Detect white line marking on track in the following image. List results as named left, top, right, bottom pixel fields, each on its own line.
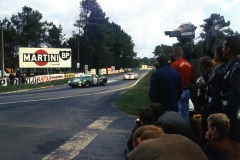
left=42, top=116, right=117, bottom=160
left=107, top=80, right=117, bottom=83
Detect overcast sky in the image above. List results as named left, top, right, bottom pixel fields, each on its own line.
left=0, top=0, right=240, bottom=58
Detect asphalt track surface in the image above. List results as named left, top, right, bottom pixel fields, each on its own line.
left=0, top=70, right=149, bottom=160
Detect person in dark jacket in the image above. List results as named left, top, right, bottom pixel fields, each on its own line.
left=221, top=36, right=240, bottom=142
left=126, top=102, right=198, bottom=157
left=9, top=72, right=15, bottom=84
left=206, top=46, right=228, bottom=115
left=151, top=103, right=198, bottom=143
left=149, top=54, right=183, bottom=112
left=197, top=56, right=215, bottom=146
left=190, top=46, right=200, bottom=59
left=205, top=18, right=217, bottom=59
left=126, top=108, right=154, bottom=152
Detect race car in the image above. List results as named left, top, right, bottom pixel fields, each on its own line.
left=123, top=72, right=138, bottom=80
left=68, top=74, right=107, bottom=88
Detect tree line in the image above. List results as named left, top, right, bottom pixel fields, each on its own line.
left=1, top=1, right=240, bottom=74
left=0, top=0, right=146, bottom=73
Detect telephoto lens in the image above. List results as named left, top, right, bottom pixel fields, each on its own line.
left=135, top=118, right=141, bottom=126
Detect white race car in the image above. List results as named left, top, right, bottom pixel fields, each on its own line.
left=123, top=72, right=138, bottom=80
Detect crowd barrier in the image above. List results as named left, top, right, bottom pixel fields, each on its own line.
left=1, top=68, right=138, bottom=87
left=0, top=78, right=7, bottom=86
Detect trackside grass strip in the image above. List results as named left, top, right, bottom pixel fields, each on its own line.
left=115, top=71, right=152, bottom=116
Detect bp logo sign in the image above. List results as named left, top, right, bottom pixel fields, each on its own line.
left=19, top=48, right=71, bottom=68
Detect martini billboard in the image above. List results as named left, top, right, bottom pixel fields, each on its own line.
left=19, top=47, right=72, bottom=68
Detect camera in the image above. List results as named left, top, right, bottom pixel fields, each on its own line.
left=135, top=118, right=141, bottom=126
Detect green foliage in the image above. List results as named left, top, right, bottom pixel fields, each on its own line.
left=72, top=0, right=136, bottom=70
left=194, top=13, right=240, bottom=57
left=11, top=6, right=45, bottom=47
left=48, top=24, right=64, bottom=48
left=152, top=45, right=163, bottom=57
left=152, top=44, right=173, bottom=59
left=0, top=6, right=65, bottom=70
left=116, top=71, right=152, bottom=115
left=201, top=13, right=230, bottom=30
left=194, top=40, right=205, bottom=57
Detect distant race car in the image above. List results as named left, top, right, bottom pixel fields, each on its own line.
left=68, top=74, right=107, bottom=88
left=123, top=72, right=138, bottom=80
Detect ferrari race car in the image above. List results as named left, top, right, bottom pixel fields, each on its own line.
left=68, top=74, right=107, bottom=88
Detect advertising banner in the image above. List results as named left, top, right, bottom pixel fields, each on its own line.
left=19, top=47, right=71, bottom=68
left=34, top=74, right=65, bottom=83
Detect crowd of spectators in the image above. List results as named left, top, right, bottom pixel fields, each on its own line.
left=125, top=35, right=240, bottom=160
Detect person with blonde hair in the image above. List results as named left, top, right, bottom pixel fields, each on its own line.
left=204, top=113, right=240, bottom=160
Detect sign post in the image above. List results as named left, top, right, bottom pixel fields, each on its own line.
left=1, top=29, right=4, bottom=78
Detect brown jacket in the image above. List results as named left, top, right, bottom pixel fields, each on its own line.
left=127, top=134, right=208, bottom=160
left=204, top=136, right=240, bottom=160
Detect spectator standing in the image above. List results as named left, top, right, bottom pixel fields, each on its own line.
left=149, top=54, right=183, bottom=112
left=206, top=46, right=228, bottom=115
left=190, top=46, right=200, bottom=59
left=205, top=18, right=217, bottom=59
left=126, top=125, right=208, bottom=160
left=197, top=56, right=215, bottom=109
left=16, top=68, right=21, bottom=77
left=204, top=113, right=240, bottom=160
left=182, top=44, right=192, bottom=61
left=16, top=68, right=22, bottom=84
left=9, top=72, right=15, bottom=84
left=197, top=56, right=215, bottom=146
left=171, top=46, right=195, bottom=125
left=221, top=36, right=240, bottom=142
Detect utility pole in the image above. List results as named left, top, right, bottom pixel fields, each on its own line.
left=1, top=28, right=4, bottom=78
left=77, top=42, right=80, bottom=72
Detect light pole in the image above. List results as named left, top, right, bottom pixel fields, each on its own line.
left=1, top=28, right=4, bottom=78
left=77, top=41, right=80, bottom=72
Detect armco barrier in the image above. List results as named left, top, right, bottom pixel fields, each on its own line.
left=0, top=78, right=7, bottom=86
left=25, top=77, right=38, bottom=84
left=14, top=78, right=19, bottom=85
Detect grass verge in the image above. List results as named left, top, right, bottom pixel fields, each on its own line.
left=0, top=79, right=69, bottom=93
left=0, top=72, right=153, bottom=116
left=115, top=71, right=152, bottom=116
